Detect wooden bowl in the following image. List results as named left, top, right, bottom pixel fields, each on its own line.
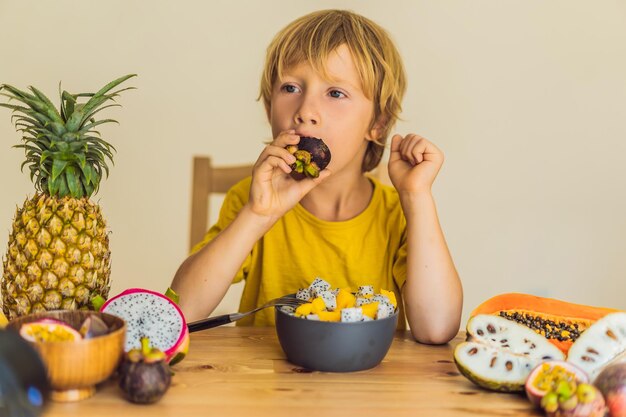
left=7, top=310, right=125, bottom=402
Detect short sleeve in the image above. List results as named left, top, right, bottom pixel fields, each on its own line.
left=189, top=177, right=252, bottom=284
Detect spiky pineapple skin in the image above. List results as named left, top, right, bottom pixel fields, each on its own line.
left=2, top=193, right=110, bottom=319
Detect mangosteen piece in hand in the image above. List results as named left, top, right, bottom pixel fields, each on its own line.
left=286, top=136, right=331, bottom=180
left=118, top=337, right=171, bottom=404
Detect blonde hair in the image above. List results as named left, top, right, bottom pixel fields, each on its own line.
left=259, top=9, right=407, bottom=172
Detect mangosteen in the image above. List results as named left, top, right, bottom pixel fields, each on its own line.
left=594, top=362, right=626, bottom=417
left=118, top=337, right=171, bottom=404
left=286, top=136, right=331, bottom=180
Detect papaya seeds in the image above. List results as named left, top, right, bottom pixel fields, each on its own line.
left=471, top=293, right=620, bottom=354
left=286, top=136, right=331, bottom=180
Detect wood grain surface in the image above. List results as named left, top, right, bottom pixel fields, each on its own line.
left=43, top=327, right=541, bottom=417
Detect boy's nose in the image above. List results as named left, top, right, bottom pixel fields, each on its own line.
left=294, top=99, right=320, bottom=126
left=295, top=113, right=318, bottom=125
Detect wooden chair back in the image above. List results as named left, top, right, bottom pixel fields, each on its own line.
left=189, top=156, right=390, bottom=250
left=189, top=156, right=252, bottom=250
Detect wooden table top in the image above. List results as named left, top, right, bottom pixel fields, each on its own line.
left=44, top=327, right=540, bottom=417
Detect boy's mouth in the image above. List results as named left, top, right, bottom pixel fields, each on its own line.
left=294, top=131, right=317, bottom=138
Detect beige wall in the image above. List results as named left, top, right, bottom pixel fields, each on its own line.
left=1, top=1, right=625, bottom=325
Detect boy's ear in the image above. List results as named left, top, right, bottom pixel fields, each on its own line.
left=365, top=116, right=387, bottom=142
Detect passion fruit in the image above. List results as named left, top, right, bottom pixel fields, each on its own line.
left=286, top=136, right=331, bottom=180
left=19, top=319, right=82, bottom=343
left=526, top=360, right=607, bottom=417
left=526, top=360, right=589, bottom=407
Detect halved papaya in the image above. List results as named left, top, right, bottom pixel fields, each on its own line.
left=471, top=293, right=621, bottom=355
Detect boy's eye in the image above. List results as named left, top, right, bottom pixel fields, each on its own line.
left=329, top=89, right=346, bottom=99
left=281, top=84, right=300, bottom=93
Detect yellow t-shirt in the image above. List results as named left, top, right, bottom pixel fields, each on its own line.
left=192, top=176, right=408, bottom=328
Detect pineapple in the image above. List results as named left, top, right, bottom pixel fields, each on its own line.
left=0, top=74, right=136, bottom=319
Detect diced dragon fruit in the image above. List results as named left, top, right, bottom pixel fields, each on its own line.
left=341, top=307, right=363, bottom=323
left=357, top=285, right=374, bottom=297
left=372, top=294, right=390, bottom=305
left=317, top=290, right=337, bottom=311
left=377, top=302, right=395, bottom=319
left=356, top=296, right=375, bottom=307
left=308, top=277, right=331, bottom=297
left=280, top=305, right=296, bottom=315
left=296, top=288, right=312, bottom=301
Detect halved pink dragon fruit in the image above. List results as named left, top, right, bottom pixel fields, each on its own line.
left=101, top=288, right=189, bottom=365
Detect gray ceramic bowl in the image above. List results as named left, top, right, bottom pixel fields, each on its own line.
left=275, top=305, right=398, bottom=372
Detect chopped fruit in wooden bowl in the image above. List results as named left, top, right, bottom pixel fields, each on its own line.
left=7, top=310, right=125, bottom=402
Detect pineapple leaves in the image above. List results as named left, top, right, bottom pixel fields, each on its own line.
left=0, top=102, right=53, bottom=126
left=65, top=74, right=136, bottom=132
left=79, top=161, right=93, bottom=184
left=0, top=102, right=52, bottom=125
left=79, top=103, right=122, bottom=129
left=79, top=118, right=119, bottom=134
left=57, top=174, right=70, bottom=196
left=85, top=135, right=117, bottom=153
left=65, top=166, right=81, bottom=197
left=1, top=74, right=135, bottom=198
left=77, top=153, right=87, bottom=169
left=12, top=115, right=43, bottom=129
left=51, top=159, right=69, bottom=182
left=60, top=89, right=76, bottom=122
left=92, top=74, right=137, bottom=100
left=48, top=175, right=60, bottom=195
left=29, top=86, right=63, bottom=123
left=1, top=84, right=63, bottom=124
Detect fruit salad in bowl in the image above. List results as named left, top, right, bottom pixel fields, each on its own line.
left=275, top=278, right=399, bottom=372
left=7, top=310, right=125, bottom=402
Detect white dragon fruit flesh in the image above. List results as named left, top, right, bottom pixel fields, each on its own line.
left=357, top=285, right=374, bottom=297
left=341, top=307, right=363, bottom=323
left=356, top=297, right=374, bottom=307
left=296, top=288, right=312, bottom=302
left=101, top=288, right=189, bottom=365
left=377, top=302, right=395, bottom=320
left=309, top=277, right=331, bottom=297
left=372, top=294, right=390, bottom=304
left=318, top=290, right=337, bottom=311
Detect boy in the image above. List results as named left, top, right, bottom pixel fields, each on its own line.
left=172, top=9, right=462, bottom=344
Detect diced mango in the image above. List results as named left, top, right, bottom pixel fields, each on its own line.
left=361, top=302, right=380, bottom=319
left=317, top=310, right=341, bottom=322
left=380, top=289, right=397, bottom=308
left=311, top=297, right=326, bottom=314
left=295, top=303, right=313, bottom=317
left=336, top=288, right=356, bottom=310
